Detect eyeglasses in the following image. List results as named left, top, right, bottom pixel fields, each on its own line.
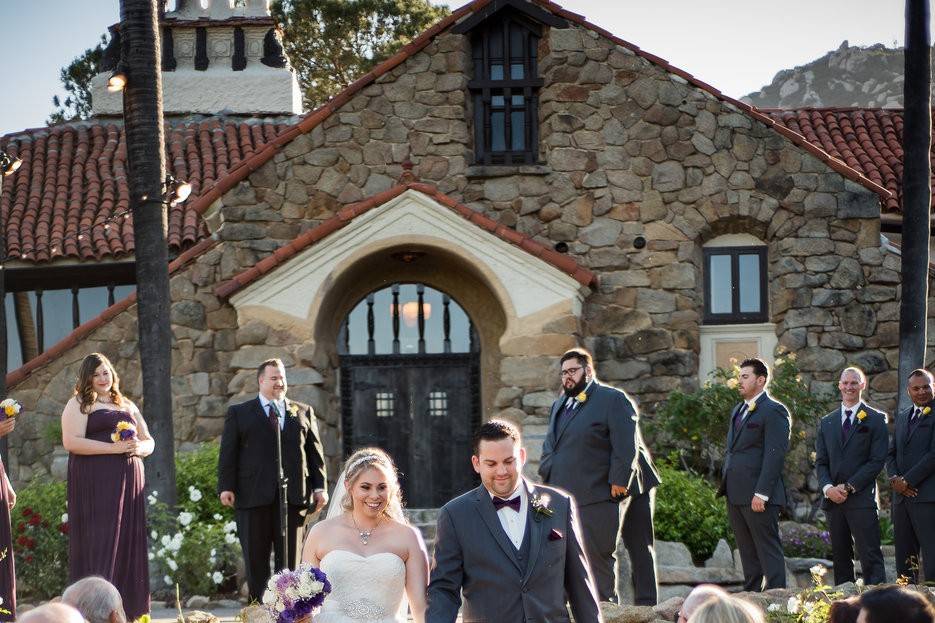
left=560, top=366, right=583, bottom=378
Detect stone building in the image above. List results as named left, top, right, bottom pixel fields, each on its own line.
left=0, top=0, right=924, bottom=503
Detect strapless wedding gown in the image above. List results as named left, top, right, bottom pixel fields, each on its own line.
left=314, top=550, right=407, bottom=623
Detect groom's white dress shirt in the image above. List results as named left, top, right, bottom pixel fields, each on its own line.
left=258, top=394, right=286, bottom=430
left=490, top=482, right=528, bottom=549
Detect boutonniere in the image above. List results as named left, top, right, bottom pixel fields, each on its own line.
left=746, top=402, right=757, bottom=414
left=923, top=407, right=932, bottom=417
left=575, top=391, right=587, bottom=404
left=857, top=410, right=867, bottom=422
left=530, top=494, right=554, bottom=522
left=287, top=403, right=300, bottom=418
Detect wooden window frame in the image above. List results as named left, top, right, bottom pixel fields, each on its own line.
left=703, top=246, right=769, bottom=325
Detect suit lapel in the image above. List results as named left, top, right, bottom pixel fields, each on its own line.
left=555, top=382, right=597, bottom=445
left=727, top=402, right=743, bottom=448
left=521, top=481, right=547, bottom=585
left=474, top=486, right=522, bottom=573
left=253, top=398, right=275, bottom=440
left=547, top=397, right=564, bottom=438
left=732, top=393, right=766, bottom=447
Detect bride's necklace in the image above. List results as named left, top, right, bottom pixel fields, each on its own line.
left=351, top=513, right=382, bottom=546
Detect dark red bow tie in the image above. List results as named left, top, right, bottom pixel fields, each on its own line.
left=493, top=496, right=521, bottom=512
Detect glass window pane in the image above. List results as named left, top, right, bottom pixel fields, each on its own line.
left=491, top=112, right=505, bottom=151
left=488, top=29, right=502, bottom=58
left=491, top=95, right=504, bottom=107
left=421, top=289, right=444, bottom=354
left=489, top=64, right=504, bottom=80
left=511, top=95, right=524, bottom=107
left=509, top=26, right=523, bottom=60
left=708, top=255, right=733, bottom=314
left=112, top=284, right=135, bottom=301
left=41, top=290, right=72, bottom=350
left=510, top=63, right=524, bottom=79
left=347, top=302, right=367, bottom=355
left=372, top=287, right=393, bottom=355
left=448, top=304, right=471, bottom=353
left=511, top=111, right=525, bottom=150
left=738, top=254, right=762, bottom=314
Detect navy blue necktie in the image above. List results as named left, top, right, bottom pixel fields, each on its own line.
left=842, top=410, right=853, bottom=441
left=733, top=404, right=748, bottom=432
left=493, top=496, right=520, bottom=512
left=909, top=408, right=922, bottom=434
left=557, top=399, right=575, bottom=429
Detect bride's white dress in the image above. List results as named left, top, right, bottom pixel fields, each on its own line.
left=314, top=550, right=407, bottom=623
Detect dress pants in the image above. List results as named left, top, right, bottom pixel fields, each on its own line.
left=578, top=488, right=658, bottom=605
left=236, top=498, right=306, bottom=601
left=892, top=500, right=935, bottom=583
left=727, top=503, right=786, bottom=591
left=826, top=505, right=885, bottom=585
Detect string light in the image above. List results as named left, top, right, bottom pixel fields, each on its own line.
left=1, top=150, right=22, bottom=177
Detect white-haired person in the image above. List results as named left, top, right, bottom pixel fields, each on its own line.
left=301, top=448, right=428, bottom=623
left=18, top=603, right=85, bottom=623
left=62, top=576, right=127, bottom=623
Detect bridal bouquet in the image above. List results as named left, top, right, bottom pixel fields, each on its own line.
left=0, top=398, right=21, bottom=420
left=111, top=420, right=136, bottom=442
left=262, top=563, right=331, bottom=623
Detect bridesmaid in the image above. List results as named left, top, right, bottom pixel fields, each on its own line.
left=61, top=353, right=153, bottom=621
left=0, top=415, right=16, bottom=621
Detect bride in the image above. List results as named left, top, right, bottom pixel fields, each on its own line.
left=302, top=448, right=428, bottom=623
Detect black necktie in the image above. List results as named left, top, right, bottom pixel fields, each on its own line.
left=557, top=399, right=575, bottom=429
left=268, top=402, right=281, bottom=431
left=733, top=403, right=748, bottom=432
left=492, top=496, right=521, bottom=512
left=909, top=407, right=922, bottom=434
left=842, top=409, right=853, bottom=440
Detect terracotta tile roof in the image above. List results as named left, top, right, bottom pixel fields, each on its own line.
left=0, top=117, right=290, bottom=264
left=180, top=0, right=890, bottom=222
left=214, top=182, right=597, bottom=299
left=5, top=237, right=218, bottom=389
left=764, top=108, right=927, bottom=217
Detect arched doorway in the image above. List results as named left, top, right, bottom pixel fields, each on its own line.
left=338, top=283, right=481, bottom=507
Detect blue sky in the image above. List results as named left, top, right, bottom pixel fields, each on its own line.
left=0, top=0, right=914, bottom=136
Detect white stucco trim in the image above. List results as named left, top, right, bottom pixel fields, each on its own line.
left=704, top=233, right=766, bottom=247
left=229, top=189, right=586, bottom=335
left=698, top=322, right=778, bottom=382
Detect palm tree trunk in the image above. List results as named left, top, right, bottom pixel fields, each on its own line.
left=120, top=0, right=177, bottom=506
left=12, top=293, right=37, bottom=363
left=897, top=0, right=932, bottom=414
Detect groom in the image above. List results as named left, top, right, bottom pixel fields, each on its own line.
left=427, top=419, right=601, bottom=623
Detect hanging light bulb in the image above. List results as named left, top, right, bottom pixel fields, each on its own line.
left=0, top=151, right=22, bottom=176
left=107, top=62, right=129, bottom=92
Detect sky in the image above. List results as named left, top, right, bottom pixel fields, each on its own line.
left=0, top=0, right=917, bottom=136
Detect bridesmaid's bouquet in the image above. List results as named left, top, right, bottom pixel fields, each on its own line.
left=0, top=398, right=21, bottom=420
left=262, top=563, right=331, bottom=623
left=110, top=421, right=137, bottom=442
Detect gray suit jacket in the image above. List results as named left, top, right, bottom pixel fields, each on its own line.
left=426, top=479, right=602, bottom=623
left=815, top=403, right=888, bottom=510
left=538, top=381, right=660, bottom=507
left=887, top=400, right=935, bottom=503
left=718, top=393, right=791, bottom=506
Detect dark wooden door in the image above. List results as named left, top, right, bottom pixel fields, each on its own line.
left=340, top=353, right=480, bottom=507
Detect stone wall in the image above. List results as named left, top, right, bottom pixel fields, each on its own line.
left=6, top=20, right=917, bottom=486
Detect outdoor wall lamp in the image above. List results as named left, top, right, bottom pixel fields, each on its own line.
left=107, top=62, right=129, bottom=92
left=0, top=151, right=22, bottom=176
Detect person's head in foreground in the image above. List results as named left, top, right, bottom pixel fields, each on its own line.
left=828, top=596, right=861, bottom=623
left=18, top=603, right=86, bottom=623
left=472, top=419, right=525, bottom=498
left=857, top=586, right=935, bottom=623
left=687, top=595, right=765, bottom=623
left=62, top=575, right=128, bottom=623
left=676, top=584, right=729, bottom=623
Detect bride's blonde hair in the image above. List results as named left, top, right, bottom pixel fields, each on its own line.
left=340, top=448, right=406, bottom=522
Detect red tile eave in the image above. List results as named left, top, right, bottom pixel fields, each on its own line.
left=214, top=183, right=597, bottom=301
left=5, top=238, right=219, bottom=389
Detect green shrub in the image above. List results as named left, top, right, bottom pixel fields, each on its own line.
left=651, top=354, right=837, bottom=481
left=13, top=480, right=68, bottom=600
left=654, top=462, right=732, bottom=562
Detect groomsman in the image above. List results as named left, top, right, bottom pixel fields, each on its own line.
left=217, top=359, right=328, bottom=602
left=539, top=348, right=661, bottom=605
left=887, top=368, right=935, bottom=582
left=718, top=358, right=790, bottom=591
left=815, top=367, right=887, bottom=585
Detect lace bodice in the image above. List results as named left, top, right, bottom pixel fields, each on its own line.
left=314, top=550, right=407, bottom=623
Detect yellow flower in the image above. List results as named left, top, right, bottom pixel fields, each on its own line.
left=798, top=430, right=807, bottom=439
left=923, top=407, right=932, bottom=416
left=576, top=392, right=587, bottom=404
left=857, top=410, right=867, bottom=421
left=3, top=407, right=13, bottom=416
left=0, top=398, right=21, bottom=419
left=111, top=420, right=137, bottom=443
left=746, top=402, right=757, bottom=413
left=288, top=403, right=300, bottom=417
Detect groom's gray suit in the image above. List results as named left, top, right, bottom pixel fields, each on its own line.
left=426, top=478, right=602, bottom=623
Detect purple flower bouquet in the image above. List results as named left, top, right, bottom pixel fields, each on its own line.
left=262, top=564, right=331, bottom=623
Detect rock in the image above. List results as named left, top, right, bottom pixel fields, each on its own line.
left=842, top=303, right=877, bottom=337
left=829, top=258, right=863, bottom=289
left=185, top=596, right=211, bottom=609
left=704, top=539, right=735, bottom=569
left=171, top=300, right=207, bottom=330
left=217, top=599, right=243, bottom=609
left=653, top=596, right=684, bottom=622
left=229, top=346, right=295, bottom=370
left=600, top=602, right=658, bottom=623
left=579, top=218, right=624, bottom=247
left=656, top=541, right=693, bottom=567
left=239, top=605, right=268, bottom=623
left=624, top=329, right=673, bottom=354
left=651, top=162, right=685, bottom=192
left=182, top=611, right=220, bottom=623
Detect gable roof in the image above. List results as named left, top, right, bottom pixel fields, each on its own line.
left=214, top=181, right=597, bottom=300
left=0, top=117, right=290, bottom=264
left=764, top=107, right=931, bottom=219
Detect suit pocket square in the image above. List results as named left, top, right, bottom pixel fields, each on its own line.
left=858, top=428, right=870, bottom=434
left=745, top=423, right=760, bottom=429
left=548, top=528, right=563, bottom=541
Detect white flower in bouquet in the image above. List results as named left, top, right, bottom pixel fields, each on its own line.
left=262, top=591, right=277, bottom=606
left=309, top=581, right=323, bottom=594
left=178, top=512, right=193, bottom=527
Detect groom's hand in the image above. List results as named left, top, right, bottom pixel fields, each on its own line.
left=312, top=489, right=328, bottom=512
left=610, top=484, right=628, bottom=499
left=219, top=491, right=235, bottom=507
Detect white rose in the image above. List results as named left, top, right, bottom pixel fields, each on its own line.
left=225, top=532, right=237, bottom=544
left=148, top=552, right=154, bottom=561
left=160, top=535, right=171, bottom=547
left=167, top=559, right=178, bottom=571
left=787, top=596, right=800, bottom=614
left=151, top=530, right=158, bottom=540
left=210, top=548, right=217, bottom=557
left=309, top=580, right=323, bottom=594
left=223, top=520, right=237, bottom=533
left=212, top=571, right=223, bottom=584
left=189, top=488, right=203, bottom=502
left=213, top=514, right=222, bottom=521
left=178, top=512, right=193, bottom=527
left=164, top=575, right=173, bottom=586
left=262, top=591, right=277, bottom=606
left=61, top=513, right=68, bottom=523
